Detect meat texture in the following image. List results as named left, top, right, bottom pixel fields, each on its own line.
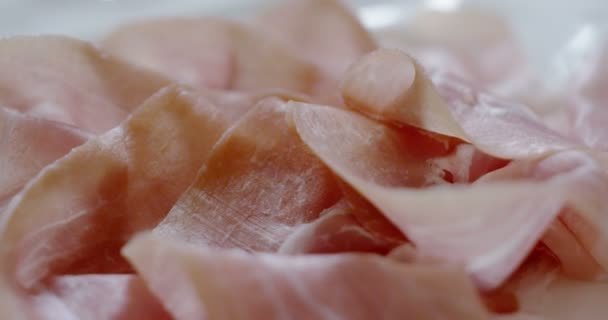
left=104, top=18, right=318, bottom=94
left=0, top=86, right=233, bottom=288
left=155, top=98, right=341, bottom=251
left=291, top=102, right=608, bottom=289
left=0, top=108, right=90, bottom=212
left=123, top=232, right=491, bottom=320
left=0, top=36, right=169, bottom=133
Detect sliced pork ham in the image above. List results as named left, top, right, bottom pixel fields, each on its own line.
left=0, top=86, right=235, bottom=288
left=279, top=198, right=405, bottom=254
left=103, top=17, right=319, bottom=94
left=478, top=151, right=608, bottom=280
left=255, top=0, right=376, bottom=102
left=30, top=275, right=171, bottom=320
left=291, top=102, right=608, bottom=289
left=377, top=9, right=539, bottom=100
left=341, top=48, right=582, bottom=159
left=499, top=247, right=608, bottom=320
left=0, top=108, right=90, bottom=212
left=0, top=36, right=169, bottom=133
left=154, top=98, right=341, bottom=251
left=123, top=232, right=491, bottom=320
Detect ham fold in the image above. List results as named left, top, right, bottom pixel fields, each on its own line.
left=123, top=232, right=491, bottom=320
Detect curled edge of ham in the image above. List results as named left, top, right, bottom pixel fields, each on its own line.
left=340, top=48, right=588, bottom=160
left=289, top=101, right=607, bottom=290
left=122, top=232, right=491, bottom=320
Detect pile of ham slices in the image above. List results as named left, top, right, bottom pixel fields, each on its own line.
left=2, top=0, right=608, bottom=319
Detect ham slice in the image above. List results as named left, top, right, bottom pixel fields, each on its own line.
left=341, top=49, right=581, bottom=159
left=377, top=9, right=538, bottom=100
left=291, top=102, right=607, bottom=289
left=0, top=86, right=233, bottom=288
left=154, top=98, right=341, bottom=251
left=255, top=0, right=376, bottom=102
left=501, top=248, right=608, bottom=320
left=103, top=17, right=318, bottom=94
left=478, top=151, right=608, bottom=280
left=123, top=232, right=491, bottom=320
left=279, top=198, right=405, bottom=254
left=0, top=108, right=90, bottom=212
left=0, top=36, right=169, bottom=133
left=30, top=275, right=171, bottom=320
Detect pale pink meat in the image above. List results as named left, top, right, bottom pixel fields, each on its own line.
left=502, top=248, right=608, bottom=320
left=256, top=0, right=376, bottom=103
left=378, top=9, right=539, bottom=101
left=30, top=275, right=171, bottom=320
left=341, top=49, right=581, bottom=159
left=0, top=86, right=233, bottom=288
left=291, top=102, right=608, bottom=289
left=123, top=232, right=491, bottom=320
left=0, top=108, right=90, bottom=211
left=104, top=17, right=319, bottom=94
left=279, top=198, right=405, bottom=254
left=0, top=36, right=170, bottom=133
left=478, top=151, right=608, bottom=280
left=154, top=98, right=341, bottom=251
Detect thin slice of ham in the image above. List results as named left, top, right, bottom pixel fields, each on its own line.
left=103, top=17, right=319, bottom=94
left=291, top=102, right=607, bottom=289
left=279, top=198, right=405, bottom=254
left=0, top=36, right=170, bottom=133
left=123, top=232, right=491, bottom=320
left=341, top=48, right=581, bottom=159
left=502, top=247, right=608, bottom=320
left=0, top=86, right=233, bottom=289
left=154, top=98, right=341, bottom=252
left=30, top=275, right=171, bottom=320
left=377, top=9, right=538, bottom=101
left=0, top=108, right=90, bottom=211
left=256, top=0, right=376, bottom=78
left=478, top=151, right=608, bottom=280
left=255, top=0, right=376, bottom=103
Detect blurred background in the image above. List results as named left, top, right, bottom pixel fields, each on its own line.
left=1, top=0, right=607, bottom=74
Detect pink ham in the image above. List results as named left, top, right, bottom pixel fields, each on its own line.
left=0, top=86, right=234, bottom=288
left=154, top=98, right=341, bottom=251
left=30, top=275, right=171, bottom=320
left=0, top=36, right=169, bottom=133
left=123, top=232, right=491, bottom=320
left=501, top=248, right=608, bottom=320
left=103, top=17, right=319, bottom=94
left=0, top=108, right=90, bottom=211
left=255, top=0, right=376, bottom=102
left=478, top=151, right=608, bottom=280
left=377, top=8, right=539, bottom=101
left=279, top=198, right=405, bottom=254
left=290, top=102, right=608, bottom=289
left=341, top=49, right=581, bottom=159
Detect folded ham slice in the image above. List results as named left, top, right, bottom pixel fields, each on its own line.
left=123, top=232, right=491, bottom=320
left=377, top=9, right=538, bottom=100
left=501, top=247, right=608, bottom=320
left=0, top=108, right=90, bottom=212
left=478, top=151, right=608, bottom=280
left=341, top=49, right=581, bottom=159
left=0, top=86, right=233, bottom=288
left=255, top=0, right=376, bottom=102
left=103, top=17, right=318, bottom=94
left=30, top=275, right=171, bottom=320
left=154, top=98, right=341, bottom=251
left=291, top=102, right=607, bottom=289
left=279, top=198, right=405, bottom=254
left=0, top=36, right=169, bottom=133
